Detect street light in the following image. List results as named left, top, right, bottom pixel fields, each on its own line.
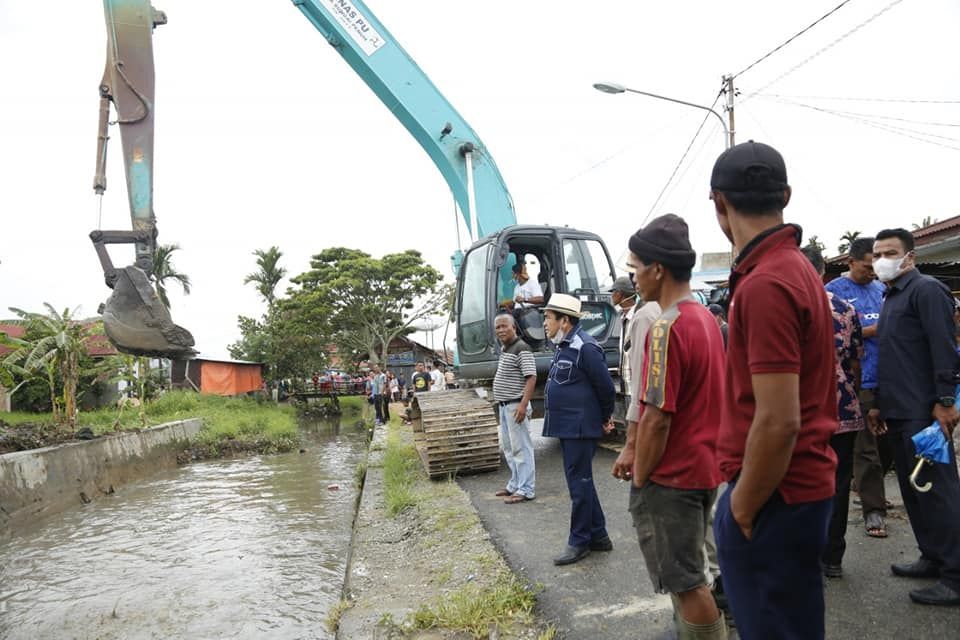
left=593, top=81, right=731, bottom=148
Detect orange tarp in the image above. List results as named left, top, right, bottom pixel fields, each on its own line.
left=200, top=361, right=263, bottom=396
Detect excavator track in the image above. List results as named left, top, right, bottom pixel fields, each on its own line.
left=409, top=389, right=500, bottom=479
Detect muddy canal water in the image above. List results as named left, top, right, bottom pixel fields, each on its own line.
left=0, top=418, right=369, bottom=639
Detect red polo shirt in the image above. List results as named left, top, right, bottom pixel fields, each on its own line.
left=717, top=224, right=838, bottom=504
left=641, top=299, right=725, bottom=490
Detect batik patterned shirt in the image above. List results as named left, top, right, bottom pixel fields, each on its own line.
left=829, top=292, right=864, bottom=433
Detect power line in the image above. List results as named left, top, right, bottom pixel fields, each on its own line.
left=741, top=0, right=906, bottom=103
left=808, top=108, right=960, bottom=129
left=733, top=0, right=855, bottom=79
left=770, top=98, right=960, bottom=151
left=644, top=87, right=725, bottom=224
left=755, top=93, right=960, bottom=105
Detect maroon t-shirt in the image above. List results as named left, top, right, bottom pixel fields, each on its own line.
left=717, top=225, right=838, bottom=504
left=640, top=299, right=725, bottom=490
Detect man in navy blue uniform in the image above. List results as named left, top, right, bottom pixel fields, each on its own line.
left=542, top=293, right=617, bottom=565
left=872, top=228, right=960, bottom=606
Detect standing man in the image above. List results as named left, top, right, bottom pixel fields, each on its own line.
left=709, top=141, right=838, bottom=639
left=411, top=362, right=431, bottom=395
left=609, top=276, right=638, bottom=397
left=803, top=246, right=865, bottom=579
left=707, top=304, right=728, bottom=348
left=611, top=214, right=728, bottom=639
left=371, top=364, right=385, bottom=425
left=872, top=228, right=960, bottom=606
left=542, top=293, right=616, bottom=565
left=825, top=236, right=892, bottom=538
left=493, top=312, right=537, bottom=504
left=429, top=364, right=445, bottom=391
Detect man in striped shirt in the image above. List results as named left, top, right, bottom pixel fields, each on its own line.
left=493, top=312, right=537, bottom=503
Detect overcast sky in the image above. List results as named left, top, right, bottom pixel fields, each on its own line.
left=2, top=0, right=958, bottom=358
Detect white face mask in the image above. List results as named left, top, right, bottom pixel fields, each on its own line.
left=549, top=329, right=566, bottom=345
left=874, top=256, right=906, bottom=282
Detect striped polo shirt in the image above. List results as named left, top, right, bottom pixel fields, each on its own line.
left=493, top=337, right=536, bottom=402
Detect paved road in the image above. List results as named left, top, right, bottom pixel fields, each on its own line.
left=458, top=420, right=960, bottom=639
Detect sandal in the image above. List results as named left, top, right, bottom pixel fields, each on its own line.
left=865, top=511, right=888, bottom=538
left=494, top=488, right=513, bottom=497
left=504, top=494, right=534, bottom=504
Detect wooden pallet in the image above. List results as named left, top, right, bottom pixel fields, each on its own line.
left=410, top=389, right=501, bottom=479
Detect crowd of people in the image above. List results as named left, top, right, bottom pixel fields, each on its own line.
left=490, top=140, right=960, bottom=639
left=359, top=361, right=455, bottom=426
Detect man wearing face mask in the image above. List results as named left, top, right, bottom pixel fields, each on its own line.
left=542, top=293, right=616, bottom=565
left=871, top=227, right=960, bottom=606
left=825, top=236, right=893, bottom=539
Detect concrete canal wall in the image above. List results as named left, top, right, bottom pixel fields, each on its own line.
left=0, top=419, right=202, bottom=534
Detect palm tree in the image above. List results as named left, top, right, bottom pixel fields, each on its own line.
left=3, top=305, right=90, bottom=428
left=837, top=230, right=861, bottom=255
left=244, top=246, right=287, bottom=307
left=151, top=243, right=192, bottom=309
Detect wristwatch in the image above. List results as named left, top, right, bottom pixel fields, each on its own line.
left=938, top=396, right=955, bottom=408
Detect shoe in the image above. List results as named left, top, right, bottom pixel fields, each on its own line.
left=589, top=535, right=613, bottom=552
left=553, top=545, right=590, bottom=566
left=494, top=488, right=513, bottom=497
left=892, top=558, right=940, bottom=579
left=909, top=582, right=960, bottom=606
left=503, top=494, right=534, bottom=504
left=822, top=563, right=843, bottom=579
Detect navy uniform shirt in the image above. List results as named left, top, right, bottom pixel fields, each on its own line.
left=876, top=268, right=959, bottom=420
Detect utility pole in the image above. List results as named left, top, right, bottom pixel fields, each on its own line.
left=723, top=74, right=736, bottom=148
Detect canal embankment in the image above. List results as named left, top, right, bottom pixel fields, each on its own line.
left=0, top=418, right=201, bottom=534
left=336, top=414, right=552, bottom=639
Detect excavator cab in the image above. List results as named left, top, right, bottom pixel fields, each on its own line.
left=455, top=225, right=621, bottom=394
left=90, top=1, right=196, bottom=359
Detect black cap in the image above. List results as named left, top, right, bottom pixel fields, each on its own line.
left=608, top=276, right=634, bottom=295
left=628, top=214, right=696, bottom=270
left=710, top=140, right=788, bottom=193
left=707, top=303, right=724, bottom=317
left=511, top=261, right=524, bottom=274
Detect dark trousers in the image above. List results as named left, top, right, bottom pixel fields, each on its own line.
left=373, top=394, right=384, bottom=422
left=715, top=484, right=831, bottom=640
left=853, top=389, right=895, bottom=515
left=823, top=431, right=857, bottom=566
left=559, top=438, right=607, bottom=547
left=378, top=395, right=391, bottom=422
left=888, top=419, right=960, bottom=591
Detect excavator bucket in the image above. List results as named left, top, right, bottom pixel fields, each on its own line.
left=101, top=266, right=197, bottom=358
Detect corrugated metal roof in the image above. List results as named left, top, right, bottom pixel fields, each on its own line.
left=914, top=215, right=960, bottom=242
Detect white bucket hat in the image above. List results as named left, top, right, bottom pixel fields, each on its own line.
left=543, top=293, right=583, bottom=318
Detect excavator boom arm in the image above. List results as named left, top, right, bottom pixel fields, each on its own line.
left=292, top=0, right=516, bottom=238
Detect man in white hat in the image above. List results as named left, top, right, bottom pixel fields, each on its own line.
left=542, top=293, right=617, bottom=565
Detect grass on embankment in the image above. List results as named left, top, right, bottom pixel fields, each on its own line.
left=370, top=414, right=545, bottom=638
left=1, top=390, right=301, bottom=460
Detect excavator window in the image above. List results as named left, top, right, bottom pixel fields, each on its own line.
left=458, top=245, right=493, bottom=355
left=562, top=239, right=615, bottom=294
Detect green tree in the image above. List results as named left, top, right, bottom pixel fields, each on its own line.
left=837, top=230, right=862, bottom=255
left=244, top=246, right=287, bottom=307
left=228, top=309, right=328, bottom=385
left=804, top=235, right=827, bottom=254
left=289, top=248, right=448, bottom=366
left=152, top=243, right=192, bottom=309
left=2, top=305, right=91, bottom=428
left=912, top=216, right=938, bottom=230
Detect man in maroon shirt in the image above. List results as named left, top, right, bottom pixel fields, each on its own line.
left=709, top=141, right=838, bottom=640
left=611, top=214, right=728, bottom=639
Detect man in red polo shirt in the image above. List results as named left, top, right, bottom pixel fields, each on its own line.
left=612, top=214, right=728, bottom=638
left=709, top=141, right=838, bottom=640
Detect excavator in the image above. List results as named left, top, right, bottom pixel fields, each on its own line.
left=92, top=0, right=624, bottom=474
